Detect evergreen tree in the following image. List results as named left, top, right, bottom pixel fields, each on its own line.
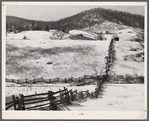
left=46, top=25, right=49, bottom=31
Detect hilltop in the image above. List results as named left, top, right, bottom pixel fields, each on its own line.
left=6, top=7, right=144, bottom=32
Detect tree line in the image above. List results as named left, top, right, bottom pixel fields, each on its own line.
left=6, top=7, right=144, bottom=32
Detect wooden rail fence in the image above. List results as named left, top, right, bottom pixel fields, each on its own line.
left=6, top=81, right=104, bottom=111
left=6, top=74, right=105, bottom=84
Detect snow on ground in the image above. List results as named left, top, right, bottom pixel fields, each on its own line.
left=6, top=31, right=110, bottom=49
left=6, top=31, right=110, bottom=79
left=6, top=83, right=144, bottom=111
left=114, top=41, right=144, bottom=76
left=5, top=31, right=145, bottom=111
left=89, top=21, right=124, bottom=33
left=7, top=31, right=53, bottom=40
left=6, top=83, right=96, bottom=97
left=6, top=37, right=110, bottom=49
left=67, top=84, right=144, bottom=111
left=117, top=27, right=143, bottom=42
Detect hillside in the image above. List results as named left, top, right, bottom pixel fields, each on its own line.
left=6, top=16, right=53, bottom=31
left=52, top=7, right=144, bottom=30
left=6, top=7, right=144, bottom=32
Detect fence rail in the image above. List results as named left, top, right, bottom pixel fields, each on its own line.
left=6, top=74, right=105, bottom=84
left=6, top=80, right=104, bottom=111
left=6, top=74, right=142, bottom=85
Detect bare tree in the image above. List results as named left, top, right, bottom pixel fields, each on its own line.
left=84, top=58, right=104, bottom=76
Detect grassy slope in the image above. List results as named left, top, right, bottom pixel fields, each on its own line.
left=114, top=41, right=144, bottom=76
left=6, top=29, right=144, bottom=79
left=6, top=31, right=110, bottom=79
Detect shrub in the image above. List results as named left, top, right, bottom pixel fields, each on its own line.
left=130, top=48, right=137, bottom=51
left=127, top=31, right=132, bottom=33
left=125, top=74, right=134, bottom=83
left=105, top=31, right=110, bottom=34
left=23, top=35, right=27, bottom=39
left=96, top=34, right=104, bottom=40
left=137, top=76, right=144, bottom=83
left=123, top=56, right=127, bottom=61
left=114, top=37, right=119, bottom=41
left=47, top=61, right=53, bottom=64
left=112, top=34, right=119, bottom=41
left=77, top=33, right=83, bottom=36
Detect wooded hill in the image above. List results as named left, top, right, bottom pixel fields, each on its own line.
left=6, top=7, right=144, bottom=31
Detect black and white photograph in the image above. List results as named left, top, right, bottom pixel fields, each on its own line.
left=2, top=2, right=147, bottom=119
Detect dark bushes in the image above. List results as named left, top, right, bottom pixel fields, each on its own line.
left=114, top=74, right=144, bottom=84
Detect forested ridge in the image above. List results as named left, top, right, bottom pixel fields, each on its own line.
left=6, top=7, right=144, bottom=31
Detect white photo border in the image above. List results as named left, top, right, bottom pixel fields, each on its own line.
left=2, top=2, right=147, bottom=119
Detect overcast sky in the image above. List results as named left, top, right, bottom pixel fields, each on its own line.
left=6, top=5, right=145, bottom=21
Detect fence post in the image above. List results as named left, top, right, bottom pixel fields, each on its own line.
left=48, top=91, right=52, bottom=109
left=80, top=91, right=84, bottom=99
left=90, top=92, right=94, bottom=99
left=12, top=79, right=14, bottom=82
left=90, top=75, right=93, bottom=78
left=61, top=89, right=64, bottom=103
left=74, top=90, right=77, bottom=101
left=65, top=78, right=67, bottom=83
left=41, top=77, right=43, bottom=82
left=99, top=83, right=102, bottom=91
left=97, top=75, right=99, bottom=80
left=94, top=87, right=99, bottom=98
left=65, top=88, right=71, bottom=105
left=84, top=75, right=86, bottom=79
left=64, top=87, right=67, bottom=103
left=59, top=89, right=62, bottom=104
left=71, top=77, right=73, bottom=82
left=86, top=90, right=90, bottom=97
left=20, top=94, right=25, bottom=110
left=49, top=79, right=51, bottom=83
left=70, top=90, right=74, bottom=101
left=17, top=79, right=19, bottom=84
left=12, top=95, right=16, bottom=110
left=48, top=91, right=57, bottom=110
left=57, top=77, right=59, bottom=82
left=78, top=77, right=81, bottom=83
left=25, top=78, right=27, bottom=83
left=17, top=95, right=23, bottom=110
left=16, top=97, right=20, bottom=110
left=33, top=79, right=35, bottom=84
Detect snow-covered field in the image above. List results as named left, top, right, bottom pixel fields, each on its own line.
left=5, top=31, right=145, bottom=111
left=67, top=84, right=144, bottom=111
left=6, top=31, right=53, bottom=41
left=6, top=83, right=96, bottom=97
left=114, top=41, right=144, bottom=76
left=6, top=31, right=110, bottom=79
left=5, top=83, right=144, bottom=111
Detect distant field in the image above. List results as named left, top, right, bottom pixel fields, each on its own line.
left=6, top=31, right=110, bottom=79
